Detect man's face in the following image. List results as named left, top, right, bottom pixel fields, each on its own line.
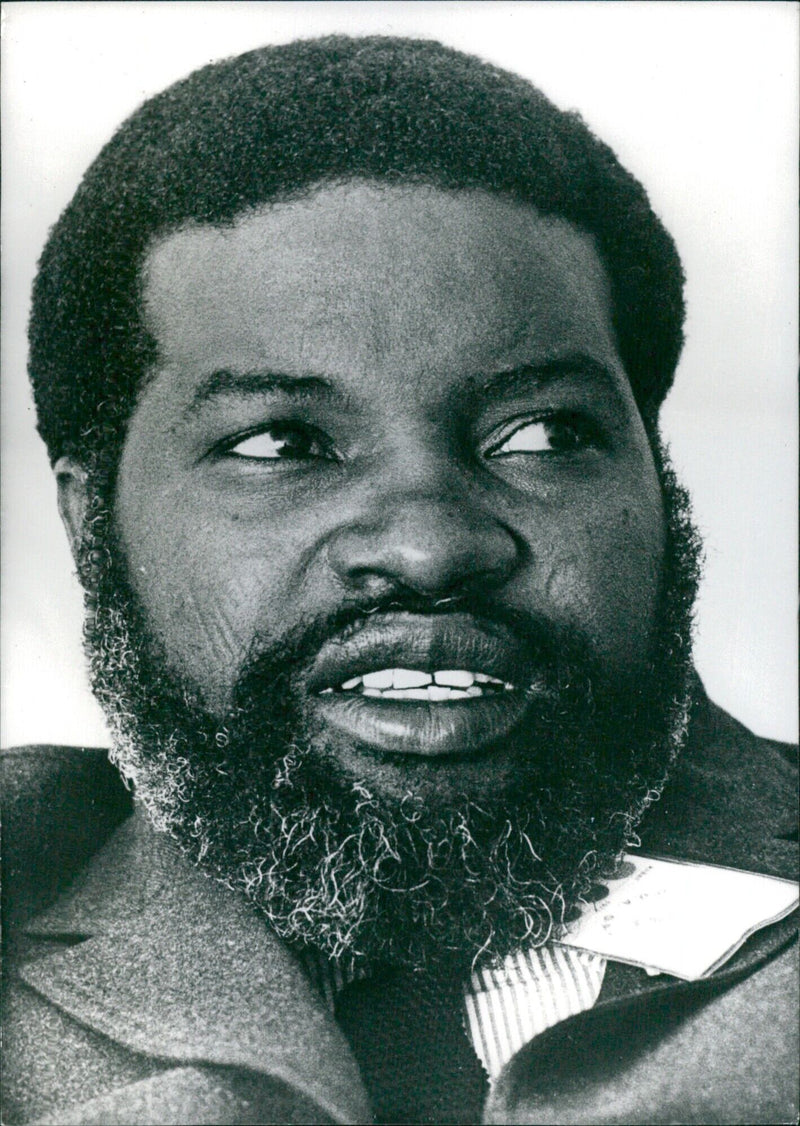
left=115, top=183, right=664, bottom=795
left=74, top=183, right=696, bottom=966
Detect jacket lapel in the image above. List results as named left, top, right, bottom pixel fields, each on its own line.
left=21, top=810, right=371, bottom=1125
left=483, top=923, right=798, bottom=1125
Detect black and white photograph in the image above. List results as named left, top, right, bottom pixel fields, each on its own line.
left=2, top=3, right=797, bottom=1123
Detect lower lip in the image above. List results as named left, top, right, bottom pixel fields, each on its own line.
left=313, top=690, right=533, bottom=758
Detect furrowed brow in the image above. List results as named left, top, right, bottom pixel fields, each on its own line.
left=185, top=370, right=337, bottom=418
left=480, top=354, right=623, bottom=400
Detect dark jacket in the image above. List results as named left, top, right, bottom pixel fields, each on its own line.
left=2, top=689, right=798, bottom=1125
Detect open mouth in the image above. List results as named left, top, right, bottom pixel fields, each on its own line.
left=308, top=613, right=542, bottom=759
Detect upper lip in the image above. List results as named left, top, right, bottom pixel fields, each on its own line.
left=306, top=612, right=535, bottom=693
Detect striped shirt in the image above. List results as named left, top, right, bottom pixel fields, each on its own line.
left=303, top=943, right=606, bottom=1081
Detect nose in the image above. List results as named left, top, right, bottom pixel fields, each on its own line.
left=326, top=489, right=522, bottom=600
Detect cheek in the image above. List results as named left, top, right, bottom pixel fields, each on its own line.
left=120, top=513, right=309, bottom=709
left=522, top=491, right=665, bottom=672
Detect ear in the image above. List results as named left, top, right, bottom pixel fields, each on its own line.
left=55, top=456, right=91, bottom=568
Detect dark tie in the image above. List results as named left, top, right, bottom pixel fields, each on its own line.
left=334, top=964, right=489, bottom=1125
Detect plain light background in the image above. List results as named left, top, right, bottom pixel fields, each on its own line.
left=2, top=1, right=797, bottom=748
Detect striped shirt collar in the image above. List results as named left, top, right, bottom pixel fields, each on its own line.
left=302, top=943, right=607, bottom=1081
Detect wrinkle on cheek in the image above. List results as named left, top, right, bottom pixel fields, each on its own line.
left=139, top=572, right=258, bottom=709
left=188, top=593, right=244, bottom=674
left=181, top=566, right=307, bottom=709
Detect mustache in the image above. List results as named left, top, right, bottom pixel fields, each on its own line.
left=231, top=587, right=601, bottom=713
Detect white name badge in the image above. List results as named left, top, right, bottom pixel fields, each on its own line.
left=557, top=854, right=799, bottom=981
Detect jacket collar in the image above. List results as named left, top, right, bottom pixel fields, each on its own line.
left=21, top=809, right=371, bottom=1125
left=638, top=681, right=797, bottom=877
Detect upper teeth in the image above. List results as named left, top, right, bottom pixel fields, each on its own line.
left=324, top=668, right=514, bottom=699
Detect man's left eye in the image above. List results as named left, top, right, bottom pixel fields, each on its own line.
left=225, top=422, right=333, bottom=461
left=486, top=415, right=600, bottom=457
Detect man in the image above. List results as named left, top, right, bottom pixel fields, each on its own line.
left=2, top=35, right=797, bottom=1125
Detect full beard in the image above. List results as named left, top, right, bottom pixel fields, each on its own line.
left=79, top=443, right=701, bottom=972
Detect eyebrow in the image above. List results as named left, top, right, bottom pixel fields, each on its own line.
left=184, top=370, right=338, bottom=417
left=479, top=354, right=622, bottom=400
left=184, top=352, right=622, bottom=418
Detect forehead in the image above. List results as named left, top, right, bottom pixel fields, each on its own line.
left=141, top=181, right=622, bottom=392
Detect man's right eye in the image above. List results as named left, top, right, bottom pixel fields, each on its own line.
left=224, top=422, right=335, bottom=461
